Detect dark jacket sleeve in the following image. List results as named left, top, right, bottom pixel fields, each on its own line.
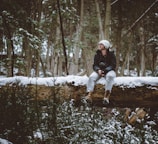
left=93, top=50, right=101, bottom=72
left=104, top=52, right=116, bottom=74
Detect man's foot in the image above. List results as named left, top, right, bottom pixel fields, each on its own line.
left=82, top=92, right=93, bottom=104
left=103, top=90, right=110, bottom=105
left=103, top=97, right=109, bottom=105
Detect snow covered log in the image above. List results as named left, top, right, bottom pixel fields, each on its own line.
left=0, top=76, right=158, bottom=107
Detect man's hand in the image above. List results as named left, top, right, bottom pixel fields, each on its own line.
left=98, top=69, right=102, bottom=75
left=98, top=70, right=105, bottom=77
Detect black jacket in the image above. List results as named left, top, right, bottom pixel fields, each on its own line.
left=93, top=50, right=116, bottom=74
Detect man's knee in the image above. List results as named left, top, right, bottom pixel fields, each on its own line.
left=89, top=72, right=99, bottom=81
left=106, top=71, right=116, bottom=80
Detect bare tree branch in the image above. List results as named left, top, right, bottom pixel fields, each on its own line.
left=124, top=0, right=158, bottom=36
left=111, top=0, right=118, bottom=6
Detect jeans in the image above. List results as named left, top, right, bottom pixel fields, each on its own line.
left=86, top=70, right=116, bottom=92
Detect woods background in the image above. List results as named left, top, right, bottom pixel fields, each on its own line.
left=0, top=0, right=158, bottom=77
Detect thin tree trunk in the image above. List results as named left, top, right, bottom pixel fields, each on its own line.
left=54, top=53, right=59, bottom=76
left=58, top=53, right=63, bottom=76
left=82, top=48, right=94, bottom=76
left=46, top=0, right=56, bottom=75
left=152, top=46, right=157, bottom=75
left=72, top=0, right=84, bottom=74
left=46, top=38, right=51, bottom=72
left=104, top=0, right=111, bottom=40
left=35, top=49, right=40, bottom=77
left=120, top=50, right=130, bottom=76
left=40, top=56, right=46, bottom=76
left=50, top=15, right=60, bottom=76
left=57, top=0, right=69, bottom=75
left=115, top=0, right=122, bottom=75
left=139, top=26, right=146, bottom=76
left=23, top=36, right=32, bottom=76
left=95, top=0, right=104, bottom=39
left=2, top=15, right=14, bottom=76
left=35, top=0, right=43, bottom=77
left=0, top=34, right=3, bottom=74
left=120, top=34, right=132, bottom=76
left=7, top=40, right=12, bottom=76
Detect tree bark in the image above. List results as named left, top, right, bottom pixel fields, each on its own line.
left=13, top=83, right=158, bottom=108
left=139, top=26, right=146, bottom=76
left=152, top=46, right=157, bottom=75
left=57, top=0, right=69, bottom=75
left=115, top=0, right=122, bottom=75
left=35, top=0, right=43, bottom=77
left=50, top=15, right=60, bottom=76
left=95, top=0, right=104, bottom=39
left=23, top=36, right=32, bottom=77
left=72, top=0, right=84, bottom=74
left=2, top=15, right=14, bottom=76
left=82, top=48, right=94, bottom=75
left=40, top=56, right=46, bottom=77
left=7, top=39, right=12, bottom=77
left=120, top=34, right=132, bottom=76
left=104, top=0, right=111, bottom=40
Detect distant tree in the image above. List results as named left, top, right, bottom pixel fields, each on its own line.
left=104, top=0, right=111, bottom=40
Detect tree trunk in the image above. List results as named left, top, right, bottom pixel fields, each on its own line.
left=46, top=38, right=51, bottom=73
left=2, top=15, right=14, bottom=76
left=95, top=0, right=104, bottom=39
left=120, top=34, right=132, bottom=76
left=72, top=0, right=84, bottom=74
left=7, top=39, right=12, bottom=77
left=104, top=0, right=111, bottom=40
left=40, top=56, right=46, bottom=76
left=35, top=0, right=43, bottom=77
left=139, top=26, right=146, bottom=76
left=57, top=0, right=69, bottom=75
left=50, top=15, right=60, bottom=76
left=12, top=82, right=158, bottom=108
left=82, top=48, right=94, bottom=76
left=152, top=46, right=157, bottom=75
left=115, top=0, right=122, bottom=75
left=136, top=47, right=141, bottom=76
left=0, top=34, right=3, bottom=74
left=23, top=36, right=32, bottom=77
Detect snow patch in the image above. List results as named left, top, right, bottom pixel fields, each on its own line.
left=0, top=138, right=12, bottom=144
left=0, top=75, right=158, bottom=88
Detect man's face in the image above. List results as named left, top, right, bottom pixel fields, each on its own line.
left=101, top=49, right=107, bottom=56
left=98, top=44, right=105, bottom=50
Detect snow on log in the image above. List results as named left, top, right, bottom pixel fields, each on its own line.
left=0, top=76, right=158, bottom=107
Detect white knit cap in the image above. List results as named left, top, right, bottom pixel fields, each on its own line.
left=98, top=40, right=111, bottom=49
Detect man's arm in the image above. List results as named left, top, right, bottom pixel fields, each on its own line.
left=93, top=54, right=100, bottom=72
left=104, top=52, right=116, bottom=74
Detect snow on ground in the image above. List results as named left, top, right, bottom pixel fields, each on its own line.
left=0, top=75, right=158, bottom=88
left=0, top=138, right=12, bottom=144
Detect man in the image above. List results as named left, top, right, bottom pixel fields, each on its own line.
left=85, top=40, right=116, bottom=104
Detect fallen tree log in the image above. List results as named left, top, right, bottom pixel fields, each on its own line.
left=37, top=84, right=158, bottom=108
left=0, top=76, right=158, bottom=108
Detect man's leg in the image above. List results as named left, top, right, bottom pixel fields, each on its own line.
left=103, top=70, right=116, bottom=104
left=87, top=71, right=100, bottom=92
left=105, top=70, right=116, bottom=92
left=85, top=71, right=100, bottom=102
